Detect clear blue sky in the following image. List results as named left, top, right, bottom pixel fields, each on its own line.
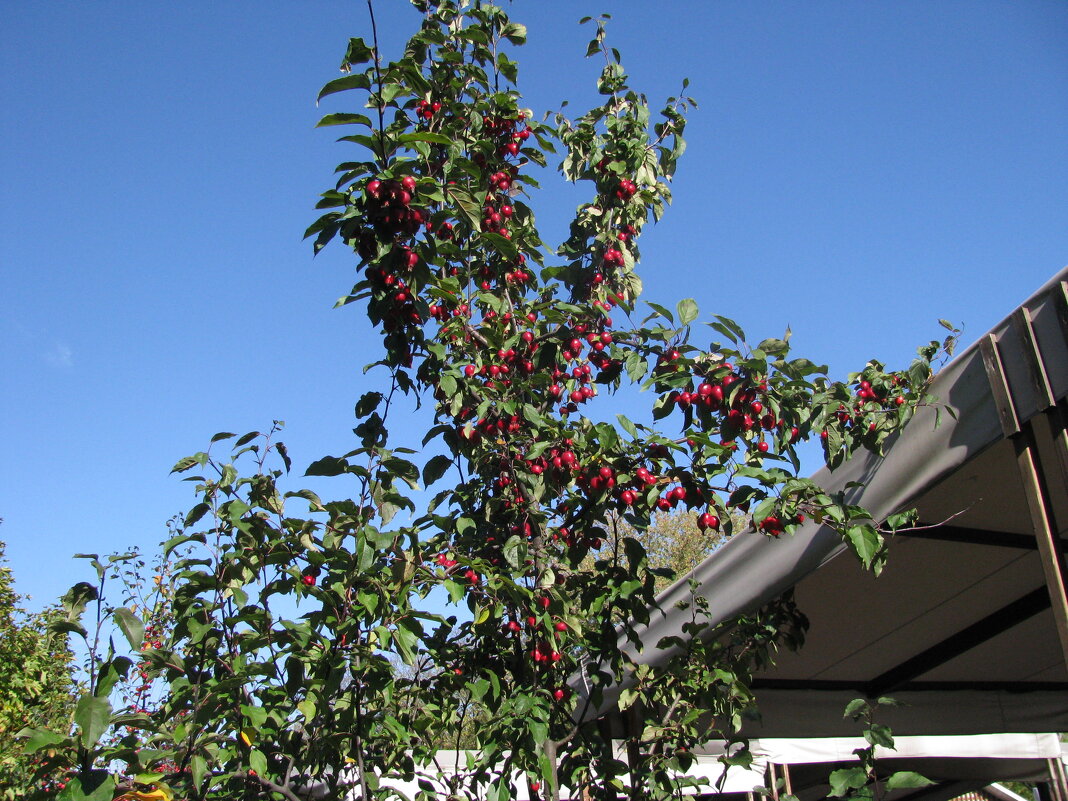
left=3, top=1, right=1066, bottom=610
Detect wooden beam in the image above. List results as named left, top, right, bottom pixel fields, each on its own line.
left=981, top=324, right=1068, bottom=668
left=751, top=678, right=1068, bottom=693
left=980, top=334, right=1020, bottom=437
left=901, top=524, right=1038, bottom=550
left=866, top=587, right=1050, bottom=696
left=1014, top=420, right=1068, bottom=668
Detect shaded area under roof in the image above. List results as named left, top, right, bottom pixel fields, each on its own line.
left=587, top=266, right=1068, bottom=737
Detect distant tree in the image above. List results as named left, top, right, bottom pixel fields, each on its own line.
left=0, top=539, right=77, bottom=798
left=582, top=508, right=746, bottom=596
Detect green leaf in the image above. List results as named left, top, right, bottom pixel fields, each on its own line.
left=74, top=694, right=112, bottom=750
left=317, top=112, right=376, bottom=127
left=625, top=351, right=647, bottom=382
left=19, top=727, right=67, bottom=754
left=844, top=524, right=882, bottom=570
left=190, top=754, right=208, bottom=788
left=317, top=74, right=372, bottom=103
left=235, top=431, right=260, bottom=447
left=355, top=391, right=383, bottom=418
left=596, top=421, right=618, bottom=451
left=184, top=502, right=210, bottom=528
left=503, top=535, right=524, bottom=570
left=170, top=452, right=207, bottom=474
left=305, top=456, right=349, bottom=477
left=616, top=414, right=638, bottom=438
left=113, top=608, right=145, bottom=652
left=875, top=696, right=906, bottom=707
left=450, top=187, right=484, bottom=232
left=94, top=657, right=130, bottom=699
left=341, top=37, right=374, bottom=66
left=828, top=766, right=868, bottom=797
left=444, top=579, right=464, bottom=604
left=61, top=582, right=97, bottom=619
left=482, top=231, right=518, bottom=260
left=756, top=337, right=789, bottom=356
left=50, top=620, right=88, bottom=639
left=885, top=771, right=933, bottom=790
left=422, top=454, right=453, bottom=487
left=677, top=297, right=698, bottom=326
left=646, top=302, right=674, bottom=323
left=527, top=716, right=549, bottom=743
left=843, top=698, right=868, bottom=719
left=56, top=772, right=115, bottom=801
left=864, top=722, right=895, bottom=749
left=394, top=623, right=418, bottom=664
left=502, top=22, right=527, bottom=44
left=711, top=314, right=746, bottom=343
left=396, top=131, right=455, bottom=146
left=248, top=748, right=268, bottom=778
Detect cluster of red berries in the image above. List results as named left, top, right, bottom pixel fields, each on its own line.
left=473, top=253, right=531, bottom=290
left=355, top=176, right=425, bottom=258
left=554, top=525, right=602, bottom=550
left=364, top=247, right=425, bottom=333
left=613, top=178, right=638, bottom=201
left=757, top=512, right=806, bottom=537
left=661, top=360, right=801, bottom=452
left=481, top=198, right=515, bottom=236
left=436, top=551, right=482, bottom=582
left=548, top=326, right=620, bottom=414
left=482, top=111, right=530, bottom=159
left=415, top=98, right=442, bottom=121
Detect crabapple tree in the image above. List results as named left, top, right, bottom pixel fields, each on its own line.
left=23, top=3, right=949, bottom=800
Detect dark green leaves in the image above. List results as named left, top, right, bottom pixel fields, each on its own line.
left=74, top=695, right=112, bottom=750
left=340, top=37, right=374, bottom=68
left=844, top=524, right=885, bottom=575
left=422, top=454, right=453, bottom=487
left=317, top=74, right=373, bottom=104
left=828, top=766, right=868, bottom=797
left=112, top=608, right=144, bottom=652
left=170, top=452, right=207, bottom=474
left=305, top=455, right=350, bottom=477
left=885, top=772, right=933, bottom=790
left=316, top=112, right=374, bottom=128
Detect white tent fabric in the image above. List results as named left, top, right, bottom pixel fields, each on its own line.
left=754, top=733, right=1062, bottom=764
left=366, top=749, right=767, bottom=799
left=353, top=736, right=1062, bottom=799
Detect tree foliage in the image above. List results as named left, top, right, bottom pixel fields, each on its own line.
left=0, top=540, right=78, bottom=799
left=21, top=3, right=951, bottom=799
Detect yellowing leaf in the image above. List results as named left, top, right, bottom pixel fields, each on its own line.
left=116, top=789, right=173, bottom=801
left=239, top=729, right=253, bottom=747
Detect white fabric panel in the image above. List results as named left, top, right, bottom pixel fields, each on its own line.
left=739, top=689, right=1068, bottom=738
left=753, top=733, right=1062, bottom=764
